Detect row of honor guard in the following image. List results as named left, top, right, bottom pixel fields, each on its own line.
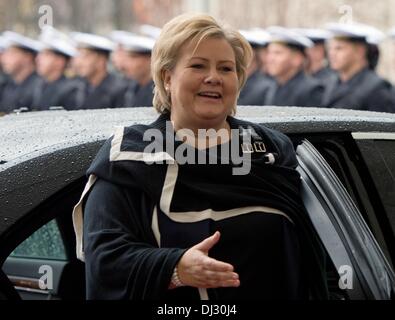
left=0, top=26, right=157, bottom=114
left=1, top=22, right=395, bottom=114
left=239, top=23, right=395, bottom=113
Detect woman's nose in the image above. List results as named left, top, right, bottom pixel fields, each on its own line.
left=204, top=68, right=222, bottom=85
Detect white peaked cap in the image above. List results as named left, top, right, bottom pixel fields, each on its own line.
left=267, top=26, right=314, bottom=48
left=71, top=32, right=115, bottom=52
left=2, top=31, right=43, bottom=53
left=39, top=26, right=76, bottom=57
left=110, top=31, right=155, bottom=53
left=326, top=22, right=385, bottom=45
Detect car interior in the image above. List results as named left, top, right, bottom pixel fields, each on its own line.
left=0, top=178, right=86, bottom=300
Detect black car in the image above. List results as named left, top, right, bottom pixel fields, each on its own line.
left=0, top=106, right=394, bottom=300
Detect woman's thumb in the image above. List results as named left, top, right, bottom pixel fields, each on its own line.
left=194, top=231, right=221, bottom=252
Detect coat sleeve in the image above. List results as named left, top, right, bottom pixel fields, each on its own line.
left=83, top=178, right=187, bottom=300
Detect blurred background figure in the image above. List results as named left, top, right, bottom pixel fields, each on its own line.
left=264, top=27, right=324, bottom=107
left=295, top=28, right=336, bottom=84
left=0, top=36, right=10, bottom=108
left=250, top=28, right=272, bottom=76
left=237, top=29, right=273, bottom=106
left=0, top=31, right=42, bottom=113
left=111, top=32, right=155, bottom=107
left=110, top=30, right=132, bottom=76
left=323, top=23, right=394, bottom=112
left=71, top=32, right=127, bottom=109
left=32, top=26, right=80, bottom=110
left=359, top=24, right=386, bottom=71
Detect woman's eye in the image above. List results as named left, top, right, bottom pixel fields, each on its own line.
left=221, top=66, right=234, bottom=72
left=191, top=64, right=204, bottom=69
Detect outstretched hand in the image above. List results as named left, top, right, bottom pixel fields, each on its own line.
left=176, top=231, right=240, bottom=289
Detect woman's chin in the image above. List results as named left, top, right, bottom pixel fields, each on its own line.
left=196, top=110, right=226, bottom=121
left=192, top=113, right=229, bottom=130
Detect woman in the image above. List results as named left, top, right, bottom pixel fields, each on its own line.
left=73, top=13, right=328, bottom=300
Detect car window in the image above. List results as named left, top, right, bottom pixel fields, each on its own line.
left=353, top=139, right=395, bottom=265
left=356, top=140, right=395, bottom=228
left=10, top=220, right=67, bottom=261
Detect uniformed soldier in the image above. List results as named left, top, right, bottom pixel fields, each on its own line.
left=111, top=32, right=155, bottom=108
left=32, top=26, right=80, bottom=111
left=109, top=30, right=132, bottom=76
left=323, top=23, right=394, bottom=113
left=360, top=24, right=386, bottom=72
left=249, top=28, right=272, bottom=76
left=295, top=28, right=336, bottom=84
left=0, top=31, right=42, bottom=113
left=237, top=30, right=273, bottom=106
left=71, top=32, right=127, bottom=109
left=264, top=27, right=324, bottom=107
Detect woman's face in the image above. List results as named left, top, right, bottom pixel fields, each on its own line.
left=164, top=37, right=238, bottom=131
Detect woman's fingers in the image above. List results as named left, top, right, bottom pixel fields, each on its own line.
left=202, top=256, right=234, bottom=272
left=204, top=270, right=239, bottom=282
left=202, top=269, right=239, bottom=288
left=200, top=278, right=240, bottom=289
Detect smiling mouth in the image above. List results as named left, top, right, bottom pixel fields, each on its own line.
left=197, top=92, right=223, bottom=100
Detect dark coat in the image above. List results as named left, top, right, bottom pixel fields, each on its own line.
left=75, top=73, right=128, bottom=110
left=74, top=113, right=328, bottom=300
left=312, top=67, right=337, bottom=84
left=322, top=67, right=395, bottom=113
left=238, top=71, right=273, bottom=106
left=117, top=79, right=154, bottom=108
left=32, top=76, right=81, bottom=111
left=264, top=71, right=324, bottom=108
left=0, top=72, right=42, bottom=113
left=0, top=72, right=9, bottom=102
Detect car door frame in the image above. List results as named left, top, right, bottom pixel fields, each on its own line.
left=297, top=139, right=395, bottom=300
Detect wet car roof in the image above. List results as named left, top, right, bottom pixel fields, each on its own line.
left=1, top=106, right=395, bottom=165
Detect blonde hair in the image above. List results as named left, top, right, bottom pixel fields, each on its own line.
left=151, top=13, right=253, bottom=114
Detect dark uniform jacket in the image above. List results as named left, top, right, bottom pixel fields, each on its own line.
left=322, top=67, right=395, bottom=113
left=264, top=71, right=324, bottom=107
left=238, top=71, right=273, bottom=106
left=73, top=113, right=329, bottom=300
left=0, top=72, right=41, bottom=113
left=32, top=76, right=81, bottom=111
left=312, top=67, right=337, bottom=85
left=75, top=73, right=127, bottom=109
left=117, top=79, right=154, bottom=108
left=0, top=72, right=9, bottom=100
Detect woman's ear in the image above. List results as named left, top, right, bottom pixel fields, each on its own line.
left=162, top=69, right=171, bottom=89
